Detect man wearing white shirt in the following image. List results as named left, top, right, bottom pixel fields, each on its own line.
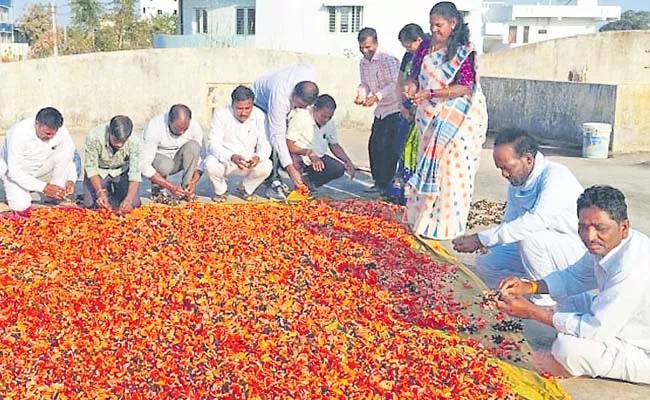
left=453, top=129, right=586, bottom=304
left=286, top=95, right=356, bottom=190
left=498, top=186, right=650, bottom=384
left=204, top=86, right=272, bottom=202
left=141, top=104, right=203, bottom=200
left=0, top=107, right=78, bottom=212
left=252, top=64, right=319, bottom=201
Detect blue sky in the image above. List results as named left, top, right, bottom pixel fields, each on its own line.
left=10, top=0, right=650, bottom=25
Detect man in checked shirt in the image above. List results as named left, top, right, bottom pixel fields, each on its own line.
left=354, top=27, right=401, bottom=194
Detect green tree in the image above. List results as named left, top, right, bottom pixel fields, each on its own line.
left=20, top=4, right=59, bottom=58
left=600, top=10, right=650, bottom=32
left=150, top=14, right=178, bottom=35
left=71, top=0, right=103, bottom=32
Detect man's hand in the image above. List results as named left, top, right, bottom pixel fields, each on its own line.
left=452, top=234, right=483, bottom=253
left=345, top=162, right=356, bottom=179
left=248, top=155, right=260, bottom=169
left=499, top=277, right=535, bottom=297
left=118, top=197, right=135, bottom=214
left=43, top=184, right=66, bottom=200
left=96, top=190, right=111, bottom=210
left=231, top=154, right=249, bottom=169
left=354, top=96, right=365, bottom=105
left=496, top=295, right=536, bottom=319
left=170, top=184, right=188, bottom=198
left=363, top=95, right=378, bottom=107
left=309, top=153, right=325, bottom=172
left=286, top=164, right=304, bottom=187
left=184, top=180, right=197, bottom=199
left=65, top=181, right=75, bottom=197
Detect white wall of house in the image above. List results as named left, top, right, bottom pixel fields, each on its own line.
left=178, top=0, right=484, bottom=58
left=181, top=0, right=255, bottom=47
left=256, top=0, right=484, bottom=58
left=141, top=0, right=179, bottom=18
left=482, top=1, right=620, bottom=52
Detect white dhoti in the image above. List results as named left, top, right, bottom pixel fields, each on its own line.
left=204, top=155, right=272, bottom=196
left=551, top=296, right=650, bottom=384
left=4, top=155, right=76, bottom=212
left=473, top=230, right=586, bottom=304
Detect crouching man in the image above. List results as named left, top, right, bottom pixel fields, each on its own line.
left=498, top=185, right=650, bottom=384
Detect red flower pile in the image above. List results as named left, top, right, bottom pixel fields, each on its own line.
left=0, top=201, right=515, bottom=399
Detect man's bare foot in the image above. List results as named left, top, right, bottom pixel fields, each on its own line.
left=532, top=351, right=573, bottom=378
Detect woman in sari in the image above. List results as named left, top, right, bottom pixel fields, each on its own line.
left=403, top=1, right=488, bottom=240
left=385, top=24, right=431, bottom=205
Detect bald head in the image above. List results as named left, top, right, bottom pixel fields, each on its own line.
left=168, top=104, right=192, bottom=136
left=291, top=81, right=319, bottom=109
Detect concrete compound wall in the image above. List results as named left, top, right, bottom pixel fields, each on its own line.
left=481, top=77, right=617, bottom=144
left=481, top=77, right=650, bottom=153
left=0, top=47, right=374, bottom=131
left=480, top=30, right=650, bottom=85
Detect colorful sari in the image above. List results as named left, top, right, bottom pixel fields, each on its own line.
left=403, top=43, right=488, bottom=240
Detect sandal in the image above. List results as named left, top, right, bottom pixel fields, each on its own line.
left=211, top=193, right=228, bottom=203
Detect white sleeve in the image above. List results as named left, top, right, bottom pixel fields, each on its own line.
left=140, top=120, right=161, bottom=179
left=255, top=113, right=272, bottom=160
left=6, top=127, right=48, bottom=192
left=478, top=170, right=579, bottom=247
left=267, top=90, right=293, bottom=168
left=190, top=120, right=205, bottom=171
left=552, top=252, right=648, bottom=341
left=207, top=111, right=233, bottom=163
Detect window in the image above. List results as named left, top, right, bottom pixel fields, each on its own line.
left=236, top=7, right=255, bottom=35
left=523, top=26, right=530, bottom=43
left=157, top=10, right=162, bottom=15
left=142, top=7, right=146, bottom=14
left=508, top=26, right=517, bottom=44
left=195, top=8, right=208, bottom=34
left=327, top=6, right=363, bottom=34
left=173, top=10, right=177, bottom=15
left=538, top=29, right=547, bottom=34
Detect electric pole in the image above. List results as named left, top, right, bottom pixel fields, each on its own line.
left=51, top=1, right=58, bottom=56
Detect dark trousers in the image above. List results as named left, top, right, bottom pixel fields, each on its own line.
left=83, top=171, right=141, bottom=208
left=369, top=112, right=400, bottom=188
left=299, top=155, right=345, bottom=188
left=263, top=149, right=282, bottom=186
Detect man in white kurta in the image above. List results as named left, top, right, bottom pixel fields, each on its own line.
left=453, top=129, right=585, bottom=304
left=141, top=104, right=204, bottom=200
left=1, top=107, right=78, bottom=212
left=204, top=86, right=272, bottom=201
left=252, top=64, right=319, bottom=200
left=498, top=185, right=650, bottom=384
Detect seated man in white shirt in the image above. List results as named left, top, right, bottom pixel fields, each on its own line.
left=204, top=85, right=272, bottom=202
left=141, top=104, right=203, bottom=201
left=1, top=107, right=78, bottom=212
left=452, top=129, right=585, bottom=304
left=497, top=185, right=650, bottom=384
left=286, top=95, right=356, bottom=190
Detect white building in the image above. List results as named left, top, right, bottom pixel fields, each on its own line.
left=1, top=0, right=12, bottom=45
left=141, top=0, right=179, bottom=18
left=175, top=0, right=485, bottom=57
left=483, top=0, right=620, bottom=52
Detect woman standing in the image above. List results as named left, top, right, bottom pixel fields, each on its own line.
left=385, top=24, right=431, bottom=205
left=403, top=1, right=488, bottom=240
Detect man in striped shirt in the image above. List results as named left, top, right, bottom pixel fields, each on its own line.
left=355, top=27, right=401, bottom=194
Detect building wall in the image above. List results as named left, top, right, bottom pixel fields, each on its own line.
left=480, top=31, right=650, bottom=85
left=0, top=48, right=374, bottom=131
left=481, top=77, right=617, bottom=145
left=178, top=0, right=484, bottom=58
left=181, top=0, right=255, bottom=47
left=141, top=0, right=179, bottom=17
left=507, top=18, right=597, bottom=47
left=613, top=85, right=650, bottom=153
